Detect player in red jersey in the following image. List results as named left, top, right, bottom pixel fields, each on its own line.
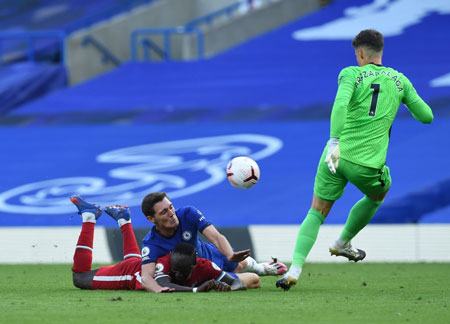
left=70, top=196, right=258, bottom=292
left=154, top=242, right=259, bottom=291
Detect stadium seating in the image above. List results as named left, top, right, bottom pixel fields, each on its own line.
left=1, top=0, right=449, bottom=227
left=0, top=0, right=156, bottom=114
left=0, top=0, right=154, bottom=63
left=10, top=0, right=450, bottom=120
left=0, top=62, right=66, bottom=115
left=0, top=0, right=154, bottom=38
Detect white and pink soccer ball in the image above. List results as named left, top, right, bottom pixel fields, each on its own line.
left=226, top=156, right=260, bottom=189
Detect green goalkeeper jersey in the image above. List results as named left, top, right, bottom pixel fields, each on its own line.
left=330, top=63, right=433, bottom=169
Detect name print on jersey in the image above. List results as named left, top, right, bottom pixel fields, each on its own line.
left=355, top=70, right=404, bottom=92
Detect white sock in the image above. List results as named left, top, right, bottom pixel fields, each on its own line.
left=287, top=265, right=302, bottom=280
left=334, top=238, right=350, bottom=248
left=243, top=256, right=265, bottom=275
left=118, top=218, right=131, bottom=227
left=82, top=212, right=96, bottom=223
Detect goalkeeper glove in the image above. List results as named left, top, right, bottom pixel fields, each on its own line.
left=325, top=138, right=340, bottom=174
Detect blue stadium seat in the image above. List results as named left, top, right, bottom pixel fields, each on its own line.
left=10, top=0, right=450, bottom=120
left=1, top=0, right=449, bottom=226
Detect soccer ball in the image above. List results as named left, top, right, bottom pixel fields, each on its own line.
left=226, top=156, right=260, bottom=189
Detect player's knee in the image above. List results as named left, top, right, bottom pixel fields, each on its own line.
left=72, top=271, right=93, bottom=290
left=367, top=190, right=388, bottom=203
left=248, top=273, right=260, bottom=289
left=311, top=195, right=334, bottom=216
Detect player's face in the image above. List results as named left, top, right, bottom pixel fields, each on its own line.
left=153, top=197, right=179, bottom=231
left=170, top=265, right=194, bottom=284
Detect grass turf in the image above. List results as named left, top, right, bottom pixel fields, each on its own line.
left=0, top=263, right=449, bottom=323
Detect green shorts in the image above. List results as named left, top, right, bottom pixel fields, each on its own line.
left=314, top=147, right=392, bottom=201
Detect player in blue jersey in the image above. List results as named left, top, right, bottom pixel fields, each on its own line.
left=70, top=195, right=259, bottom=292
left=140, top=192, right=287, bottom=293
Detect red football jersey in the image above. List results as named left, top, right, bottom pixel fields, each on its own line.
left=155, top=255, right=223, bottom=287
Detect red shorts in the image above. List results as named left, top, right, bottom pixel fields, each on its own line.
left=92, top=257, right=143, bottom=290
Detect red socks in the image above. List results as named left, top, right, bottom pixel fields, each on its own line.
left=120, top=223, right=141, bottom=259
left=72, top=222, right=95, bottom=273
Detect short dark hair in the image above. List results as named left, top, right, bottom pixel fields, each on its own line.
left=352, top=29, right=384, bottom=52
left=170, top=243, right=196, bottom=283
left=141, top=192, right=168, bottom=217
left=172, top=242, right=196, bottom=261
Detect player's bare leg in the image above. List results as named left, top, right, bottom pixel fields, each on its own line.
left=235, top=273, right=260, bottom=289
left=276, top=195, right=333, bottom=291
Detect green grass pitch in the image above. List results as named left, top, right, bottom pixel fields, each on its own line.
left=1, top=263, right=449, bottom=323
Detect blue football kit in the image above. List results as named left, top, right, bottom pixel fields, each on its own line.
left=141, top=206, right=238, bottom=272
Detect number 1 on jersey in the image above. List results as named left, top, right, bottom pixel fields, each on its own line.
left=369, top=83, right=380, bottom=116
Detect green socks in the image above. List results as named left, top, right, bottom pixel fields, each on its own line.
left=290, top=197, right=382, bottom=269
left=339, top=196, right=382, bottom=243
left=291, top=208, right=325, bottom=268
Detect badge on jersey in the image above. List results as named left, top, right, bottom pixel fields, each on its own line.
left=182, top=231, right=192, bottom=241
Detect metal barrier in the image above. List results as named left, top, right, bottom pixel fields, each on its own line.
left=130, top=1, right=246, bottom=61
left=0, top=1, right=158, bottom=65
left=82, top=35, right=122, bottom=66
left=131, top=27, right=205, bottom=61
left=0, top=30, right=66, bottom=65
left=140, top=38, right=167, bottom=60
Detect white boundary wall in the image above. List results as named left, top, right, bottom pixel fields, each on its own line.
left=0, top=227, right=112, bottom=264
left=0, top=225, right=449, bottom=263
left=250, top=224, right=450, bottom=263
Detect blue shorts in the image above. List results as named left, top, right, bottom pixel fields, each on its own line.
left=196, top=241, right=238, bottom=272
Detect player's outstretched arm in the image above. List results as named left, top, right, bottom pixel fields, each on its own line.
left=141, top=263, right=173, bottom=293
left=155, top=276, right=224, bottom=293
left=330, top=68, right=355, bottom=139
left=403, top=78, right=433, bottom=124
left=212, top=280, right=231, bottom=292
left=155, top=275, right=200, bottom=292
left=406, top=98, right=433, bottom=124
left=202, top=225, right=250, bottom=262
left=325, top=69, right=355, bottom=174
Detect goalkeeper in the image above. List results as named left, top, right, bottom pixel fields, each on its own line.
left=276, top=29, right=433, bottom=291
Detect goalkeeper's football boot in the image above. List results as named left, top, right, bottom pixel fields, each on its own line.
left=104, top=205, right=131, bottom=222
left=275, top=275, right=298, bottom=291
left=275, top=266, right=301, bottom=291
left=262, top=257, right=288, bottom=275
left=70, top=195, right=102, bottom=219
left=329, top=242, right=366, bottom=262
